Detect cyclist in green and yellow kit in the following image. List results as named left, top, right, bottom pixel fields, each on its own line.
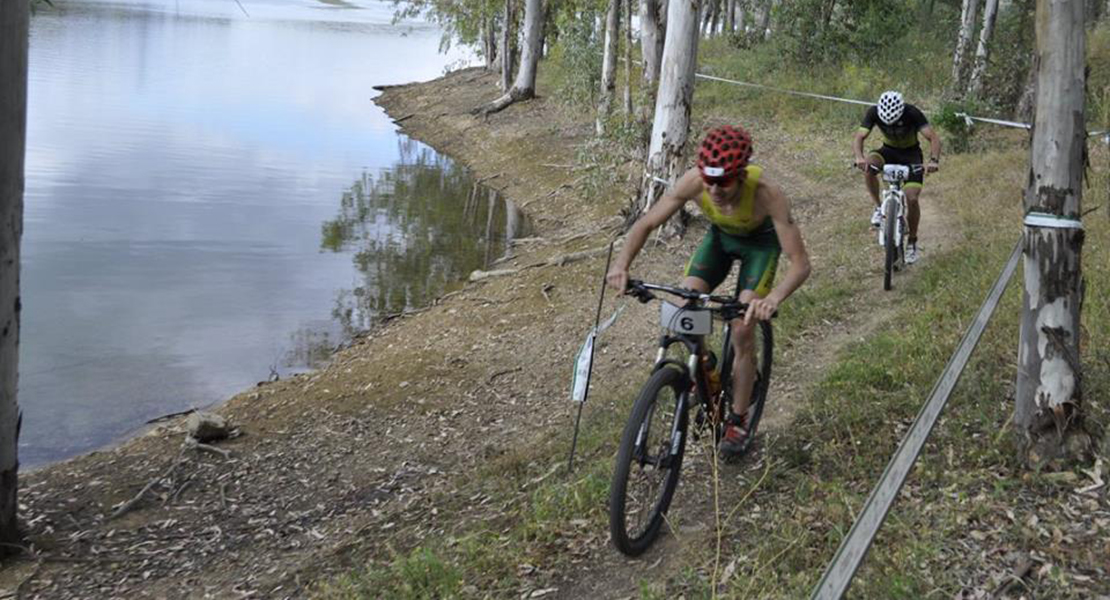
left=607, top=126, right=811, bottom=458
left=852, top=91, right=942, bottom=264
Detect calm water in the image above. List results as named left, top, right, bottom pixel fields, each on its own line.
left=22, top=0, right=522, bottom=467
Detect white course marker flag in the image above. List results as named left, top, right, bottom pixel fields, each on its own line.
left=570, top=306, right=625, bottom=403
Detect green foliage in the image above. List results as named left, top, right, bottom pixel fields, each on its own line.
left=546, top=8, right=604, bottom=109
left=323, top=548, right=463, bottom=599
left=965, top=0, right=1036, bottom=112
left=932, top=101, right=978, bottom=153
left=773, top=0, right=914, bottom=65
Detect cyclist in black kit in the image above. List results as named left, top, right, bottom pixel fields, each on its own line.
left=852, top=91, right=941, bottom=264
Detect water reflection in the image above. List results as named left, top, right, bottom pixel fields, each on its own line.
left=322, top=137, right=529, bottom=337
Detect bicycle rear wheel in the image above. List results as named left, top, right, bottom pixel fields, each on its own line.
left=882, top=196, right=898, bottom=291
left=716, top=320, right=774, bottom=457
left=609, top=366, right=689, bottom=556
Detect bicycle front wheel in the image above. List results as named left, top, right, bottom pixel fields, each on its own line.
left=717, top=320, right=774, bottom=456
left=609, top=366, right=689, bottom=556
left=882, top=196, right=898, bottom=291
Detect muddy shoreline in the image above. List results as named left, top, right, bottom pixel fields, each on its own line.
left=0, top=67, right=643, bottom=598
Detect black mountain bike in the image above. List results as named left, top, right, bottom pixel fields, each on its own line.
left=608, top=279, right=773, bottom=557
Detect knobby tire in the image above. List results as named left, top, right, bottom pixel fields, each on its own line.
left=609, top=366, right=688, bottom=556
left=883, top=196, right=898, bottom=291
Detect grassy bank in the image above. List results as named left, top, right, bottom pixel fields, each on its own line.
left=320, top=22, right=1110, bottom=599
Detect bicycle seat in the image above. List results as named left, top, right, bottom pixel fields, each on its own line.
left=883, top=164, right=910, bottom=182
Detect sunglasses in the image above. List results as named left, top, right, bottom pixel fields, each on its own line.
left=702, top=175, right=738, bottom=187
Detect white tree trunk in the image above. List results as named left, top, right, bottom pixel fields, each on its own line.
left=736, top=0, right=747, bottom=34
left=597, top=0, right=621, bottom=134
left=756, top=0, right=773, bottom=39
left=0, top=0, right=28, bottom=550
left=639, top=0, right=700, bottom=215
left=623, top=0, right=633, bottom=115
left=477, top=0, right=543, bottom=114
left=951, top=0, right=981, bottom=91
left=1015, top=0, right=1086, bottom=463
left=500, top=0, right=515, bottom=91
left=966, top=0, right=1000, bottom=98
left=639, top=0, right=665, bottom=116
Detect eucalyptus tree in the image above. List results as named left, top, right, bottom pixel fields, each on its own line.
left=475, top=0, right=544, bottom=114
left=393, top=0, right=505, bottom=71
left=951, top=0, right=980, bottom=91
left=639, top=0, right=665, bottom=117
left=623, top=0, right=633, bottom=116
left=597, top=0, right=621, bottom=133
left=0, top=0, right=28, bottom=552
left=498, top=0, right=515, bottom=90
left=638, top=0, right=700, bottom=218
left=1015, top=0, right=1087, bottom=465
left=966, top=0, right=999, bottom=99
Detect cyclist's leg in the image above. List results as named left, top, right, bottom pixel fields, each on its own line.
left=864, top=151, right=885, bottom=208
left=906, top=185, right=922, bottom=242
left=726, top=241, right=780, bottom=418
left=893, top=145, right=924, bottom=242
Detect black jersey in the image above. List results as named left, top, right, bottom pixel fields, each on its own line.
left=859, top=103, right=929, bottom=149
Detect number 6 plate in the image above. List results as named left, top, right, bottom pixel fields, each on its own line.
left=660, top=301, right=712, bottom=335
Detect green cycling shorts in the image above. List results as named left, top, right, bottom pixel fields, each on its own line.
left=685, top=225, right=781, bottom=296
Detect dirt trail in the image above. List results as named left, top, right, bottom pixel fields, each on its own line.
left=0, top=68, right=960, bottom=599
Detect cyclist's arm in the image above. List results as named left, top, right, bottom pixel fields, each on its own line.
left=607, top=167, right=702, bottom=291
left=748, top=179, right=811, bottom=321
left=920, top=124, right=942, bottom=171
left=852, top=128, right=871, bottom=167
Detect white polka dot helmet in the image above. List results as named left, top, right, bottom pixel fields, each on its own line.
left=877, top=91, right=905, bottom=125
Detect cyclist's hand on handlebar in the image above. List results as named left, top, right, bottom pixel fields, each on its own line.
left=744, top=296, right=778, bottom=325
left=606, top=266, right=629, bottom=293
left=853, top=157, right=868, bottom=172
left=926, top=160, right=940, bottom=174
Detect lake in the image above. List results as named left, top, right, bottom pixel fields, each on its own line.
left=22, top=0, right=521, bottom=467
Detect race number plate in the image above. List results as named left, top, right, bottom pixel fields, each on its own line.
left=660, top=301, right=712, bottom=335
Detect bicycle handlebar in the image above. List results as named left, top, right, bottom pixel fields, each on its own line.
left=625, top=279, right=776, bottom=320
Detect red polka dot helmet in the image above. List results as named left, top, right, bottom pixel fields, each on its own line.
left=697, top=125, right=752, bottom=184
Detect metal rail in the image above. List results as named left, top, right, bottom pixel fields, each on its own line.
left=810, top=238, right=1023, bottom=600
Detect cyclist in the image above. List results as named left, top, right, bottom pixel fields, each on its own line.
left=606, top=125, right=811, bottom=458
left=852, top=91, right=941, bottom=264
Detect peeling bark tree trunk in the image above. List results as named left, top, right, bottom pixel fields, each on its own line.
left=598, top=0, right=621, bottom=134
left=639, top=0, right=665, bottom=120
left=484, top=17, right=498, bottom=71
left=638, top=0, right=700, bottom=223
left=623, top=0, right=633, bottom=116
left=966, top=0, right=1000, bottom=99
left=756, top=0, right=773, bottom=40
left=726, top=0, right=735, bottom=33
left=951, top=0, right=981, bottom=92
left=0, top=0, right=28, bottom=552
left=1015, top=0, right=1087, bottom=467
left=476, top=0, right=543, bottom=115
left=499, top=0, right=515, bottom=91
left=735, top=0, right=747, bottom=34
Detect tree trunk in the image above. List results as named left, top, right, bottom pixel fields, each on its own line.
left=726, top=0, right=735, bottom=33
left=477, top=0, right=543, bottom=115
left=1015, top=0, right=1088, bottom=467
left=500, top=0, right=515, bottom=91
left=736, top=0, right=747, bottom=35
left=597, top=0, right=621, bottom=134
left=709, top=0, right=721, bottom=36
left=638, top=0, right=700, bottom=221
left=0, top=0, right=28, bottom=552
left=951, top=0, right=981, bottom=92
left=639, top=0, right=665, bottom=120
left=623, top=0, right=633, bottom=116
left=756, top=0, right=773, bottom=40
left=966, top=0, right=1000, bottom=98
left=484, top=17, right=498, bottom=71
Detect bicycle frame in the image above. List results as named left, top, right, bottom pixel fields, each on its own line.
left=876, top=164, right=911, bottom=250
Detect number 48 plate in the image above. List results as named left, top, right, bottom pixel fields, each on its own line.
left=660, top=301, right=712, bottom=335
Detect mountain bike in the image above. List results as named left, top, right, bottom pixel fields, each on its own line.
left=869, top=163, right=923, bottom=291
left=608, top=279, right=773, bottom=557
